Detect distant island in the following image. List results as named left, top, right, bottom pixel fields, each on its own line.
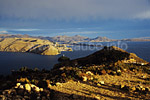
left=0, top=37, right=72, bottom=55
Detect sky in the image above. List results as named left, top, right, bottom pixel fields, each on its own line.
left=0, top=0, right=150, bottom=39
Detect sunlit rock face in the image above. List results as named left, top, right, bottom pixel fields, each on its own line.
left=0, top=37, right=72, bottom=55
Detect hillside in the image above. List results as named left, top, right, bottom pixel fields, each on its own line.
left=48, top=35, right=113, bottom=43
left=1, top=34, right=150, bottom=43
left=54, top=46, right=148, bottom=68
left=0, top=37, right=72, bottom=55
left=0, top=34, right=113, bottom=43
left=0, top=46, right=150, bottom=100
left=122, top=37, right=150, bottom=42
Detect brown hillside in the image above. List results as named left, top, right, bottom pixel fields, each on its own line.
left=54, top=46, right=148, bottom=68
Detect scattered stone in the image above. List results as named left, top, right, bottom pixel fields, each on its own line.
left=30, top=84, right=36, bottom=88
left=24, top=96, right=30, bottom=99
left=2, top=89, right=11, bottom=95
left=120, top=84, right=125, bottom=89
left=120, top=85, right=129, bottom=91
left=0, top=95, right=6, bottom=100
left=101, top=70, right=107, bottom=75
left=99, top=81, right=104, bottom=85
left=97, top=83, right=101, bottom=86
left=16, top=83, right=21, bottom=88
left=56, top=82, right=62, bottom=87
left=95, top=95, right=101, bottom=100
left=82, top=76, right=87, bottom=82
left=40, top=88, right=44, bottom=92
left=117, top=70, right=121, bottom=73
left=141, top=87, right=145, bottom=91
left=123, top=69, right=127, bottom=72
left=88, top=76, right=94, bottom=81
left=19, top=85, right=24, bottom=89
left=130, top=86, right=136, bottom=91
left=48, top=84, right=52, bottom=88
left=86, top=71, right=94, bottom=76
left=142, top=75, right=147, bottom=79
left=59, top=67, right=65, bottom=70
left=34, top=86, right=40, bottom=93
left=25, top=84, right=31, bottom=92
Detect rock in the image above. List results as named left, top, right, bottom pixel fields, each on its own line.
left=0, top=95, right=6, bottom=100
left=40, top=88, right=44, bottom=92
left=122, top=85, right=130, bottom=91
left=141, top=75, right=147, bottom=79
left=30, top=84, right=41, bottom=92
left=2, top=90, right=11, bottom=95
left=97, top=83, right=101, bottom=86
left=88, top=76, right=93, bottom=81
left=100, top=70, right=107, bottom=75
left=16, top=83, right=21, bottom=88
left=123, top=69, right=127, bottom=72
left=111, top=71, right=117, bottom=75
left=56, top=82, right=62, bottom=87
left=30, top=84, right=36, bottom=88
left=117, top=70, right=121, bottom=73
left=120, top=84, right=125, bottom=89
left=48, top=84, right=52, bottom=88
left=141, top=87, right=145, bottom=91
left=19, top=85, right=24, bottom=89
left=86, top=71, right=94, bottom=76
left=25, top=84, right=31, bottom=92
left=95, top=95, right=101, bottom=100
left=33, top=86, right=40, bottom=93
left=59, top=67, right=65, bottom=70
left=82, top=76, right=87, bottom=82
left=99, top=81, right=104, bottom=85
left=24, top=96, right=30, bottom=99
left=130, top=86, right=136, bottom=91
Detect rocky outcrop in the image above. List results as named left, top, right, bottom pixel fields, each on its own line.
left=0, top=37, right=72, bottom=55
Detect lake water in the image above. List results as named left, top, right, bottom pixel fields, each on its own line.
left=0, top=41, right=150, bottom=75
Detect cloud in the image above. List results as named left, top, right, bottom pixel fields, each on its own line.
left=10, top=29, right=40, bottom=32
left=0, top=0, right=150, bottom=21
left=135, top=10, right=150, bottom=19
left=0, top=31, right=8, bottom=34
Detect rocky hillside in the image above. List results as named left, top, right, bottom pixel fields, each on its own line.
left=54, top=46, right=148, bottom=68
left=0, top=37, right=72, bottom=55
left=0, top=46, right=150, bottom=100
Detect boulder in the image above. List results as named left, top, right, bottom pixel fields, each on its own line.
left=56, top=82, right=62, bottom=87
left=82, top=76, right=87, bottom=82
left=19, top=85, right=24, bottom=89
left=86, top=71, right=94, bottom=76
left=99, top=81, right=104, bottom=85
left=25, top=84, right=31, bottom=92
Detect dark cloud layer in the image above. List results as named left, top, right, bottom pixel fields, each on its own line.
left=0, top=0, right=150, bottom=20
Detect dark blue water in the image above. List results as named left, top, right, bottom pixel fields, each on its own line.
left=0, top=41, right=150, bottom=75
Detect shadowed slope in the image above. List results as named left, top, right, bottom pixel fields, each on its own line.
left=54, top=46, right=147, bottom=69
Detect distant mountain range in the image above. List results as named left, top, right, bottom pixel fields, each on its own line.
left=0, top=34, right=150, bottom=43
